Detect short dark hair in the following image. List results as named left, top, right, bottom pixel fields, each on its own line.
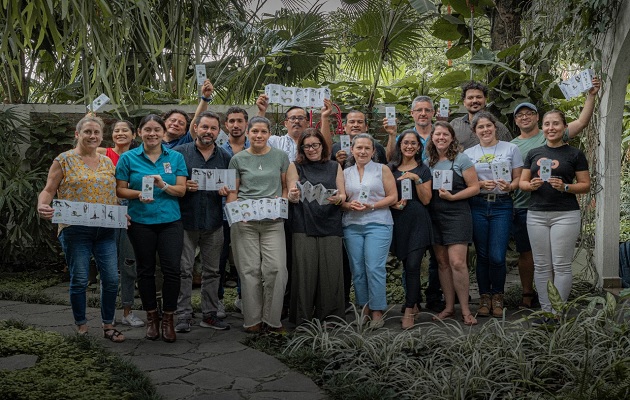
left=345, top=110, right=366, bottom=122
left=162, top=109, right=191, bottom=124
left=194, top=111, right=221, bottom=126
left=284, top=106, right=307, bottom=119
left=226, top=106, right=249, bottom=122
left=460, top=81, right=488, bottom=101
left=295, top=128, right=330, bottom=164
left=247, top=116, right=271, bottom=131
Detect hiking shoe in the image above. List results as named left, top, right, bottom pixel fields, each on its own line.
left=492, top=293, right=504, bottom=318
left=175, top=319, right=192, bottom=333
left=478, top=294, right=491, bottom=317
left=234, top=297, right=242, bottom=312
left=121, top=312, right=145, bottom=328
left=217, top=300, right=227, bottom=319
left=200, top=314, right=230, bottom=330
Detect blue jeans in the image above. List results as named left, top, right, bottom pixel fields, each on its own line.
left=58, top=225, right=118, bottom=325
left=343, top=223, right=393, bottom=311
left=470, top=195, right=513, bottom=295
left=115, top=228, right=136, bottom=308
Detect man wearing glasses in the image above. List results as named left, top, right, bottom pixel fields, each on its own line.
left=451, top=81, right=513, bottom=150
left=162, top=80, right=215, bottom=149
left=510, top=77, right=600, bottom=309
left=255, top=95, right=332, bottom=162
left=385, top=95, right=435, bottom=162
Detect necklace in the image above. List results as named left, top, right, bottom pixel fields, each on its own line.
left=480, top=142, right=498, bottom=167
left=258, top=162, right=263, bottom=171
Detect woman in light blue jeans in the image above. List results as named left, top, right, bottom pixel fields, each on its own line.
left=342, top=134, right=397, bottom=327
left=519, top=110, right=590, bottom=316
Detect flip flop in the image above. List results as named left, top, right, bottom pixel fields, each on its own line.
left=432, top=310, right=455, bottom=321
left=462, top=313, right=478, bottom=326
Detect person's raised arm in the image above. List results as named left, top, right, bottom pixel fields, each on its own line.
left=190, top=79, right=214, bottom=140
left=567, top=77, right=601, bottom=139
left=320, top=98, right=333, bottom=151
left=383, top=117, right=398, bottom=162
left=256, top=94, right=269, bottom=117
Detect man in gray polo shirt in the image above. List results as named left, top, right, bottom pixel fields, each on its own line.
left=173, top=111, right=232, bottom=332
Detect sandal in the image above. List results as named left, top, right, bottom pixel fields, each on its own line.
left=519, top=292, right=540, bottom=309
left=103, top=328, right=125, bottom=343
left=462, top=313, right=478, bottom=326
left=432, top=310, right=455, bottom=321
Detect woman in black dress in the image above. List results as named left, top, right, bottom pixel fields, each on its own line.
left=286, top=128, right=346, bottom=325
left=389, top=130, right=433, bottom=329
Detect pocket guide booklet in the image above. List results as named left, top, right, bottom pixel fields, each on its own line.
left=224, top=198, right=289, bottom=226
left=52, top=200, right=127, bottom=228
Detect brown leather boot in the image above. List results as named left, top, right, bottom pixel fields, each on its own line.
left=478, top=294, right=491, bottom=317
left=492, top=293, right=504, bottom=318
left=161, top=312, right=176, bottom=343
left=145, top=310, right=160, bottom=340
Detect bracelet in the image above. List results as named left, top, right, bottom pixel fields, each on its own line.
left=200, top=95, right=213, bottom=102
left=160, top=182, right=169, bottom=192
left=371, top=203, right=375, bottom=211
left=335, top=199, right=342, bottom=206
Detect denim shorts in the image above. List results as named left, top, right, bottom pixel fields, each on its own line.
left=512, top=207, right=531, bottom=253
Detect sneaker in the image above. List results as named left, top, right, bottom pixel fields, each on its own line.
left=121, top=312, right=145, bottom=328
left=200, top=314, right=230, bottom=330
left=217, top=300, right=227, bottom=319
left=234, top=297, right=242, bottom=312
left=175, top=319, right=192, bottom=333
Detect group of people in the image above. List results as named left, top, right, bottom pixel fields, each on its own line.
left=37, top=76, right=600, bottom=342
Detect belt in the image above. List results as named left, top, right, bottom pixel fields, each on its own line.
left=476, top=193, right=511, bottom=202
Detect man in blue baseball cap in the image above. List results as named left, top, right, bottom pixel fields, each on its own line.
left=510, top=77, right=600, bottom=309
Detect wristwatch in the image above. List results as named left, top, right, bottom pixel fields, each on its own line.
left=415, top=178, right=423, bottom=185
left=200, top=95, right=214, bottom=102
left=564, top=184, right=570, bottom=192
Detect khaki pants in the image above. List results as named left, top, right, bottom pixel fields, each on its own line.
left=231, top=220, right=287, bottom=328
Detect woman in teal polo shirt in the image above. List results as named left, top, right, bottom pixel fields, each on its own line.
left=116, top=114, right=187, bottom=342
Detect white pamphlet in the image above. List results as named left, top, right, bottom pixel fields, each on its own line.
left=358, top=184, right=370, bottom=203
left=195, top=64, right=207, bottom=86
left=141, top=176, right=154, bottom=200
left=539, top=159, right=552, bottom=181
left=401, top=179, right=412, bottom=200
left=52, top=200, right=127, bottom=228
left=225, top=198, right=290, bottom=226
left=491, top=161, right=512, bottom=182
left=439, top=98, right=449, bottom=118
left=340, top=135, right=351, bottom=153
left=216, top=131, right=229, bottom=147
left=87, top=93, right=110, bottom=112
left=385, top=107, right=396, bottom=126
left=191, top=169, right=236, bottom=190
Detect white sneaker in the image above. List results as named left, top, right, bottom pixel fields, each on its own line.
left=121, top=312, right=145, bottom=328
left=234, top=297, right=242, bottom=312
left=217, top=300, right=227, bottom=319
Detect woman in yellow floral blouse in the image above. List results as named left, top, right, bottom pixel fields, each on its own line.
left=37, top=115, right=125, bottom=343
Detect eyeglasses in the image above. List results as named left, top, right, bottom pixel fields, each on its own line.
left=301, top=143, right=322, bottom=150
left=167, top=118, right=187, bottom=127
left=412, top=108, right=433, bottom=113
left=287, top=116, right=307, bottom=122
left=515, top=111, right=537, bottom=119
left=401, top=141, right=419, bottom=147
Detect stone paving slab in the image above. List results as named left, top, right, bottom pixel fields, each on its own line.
left=0, top=298, right=328, bottom=399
